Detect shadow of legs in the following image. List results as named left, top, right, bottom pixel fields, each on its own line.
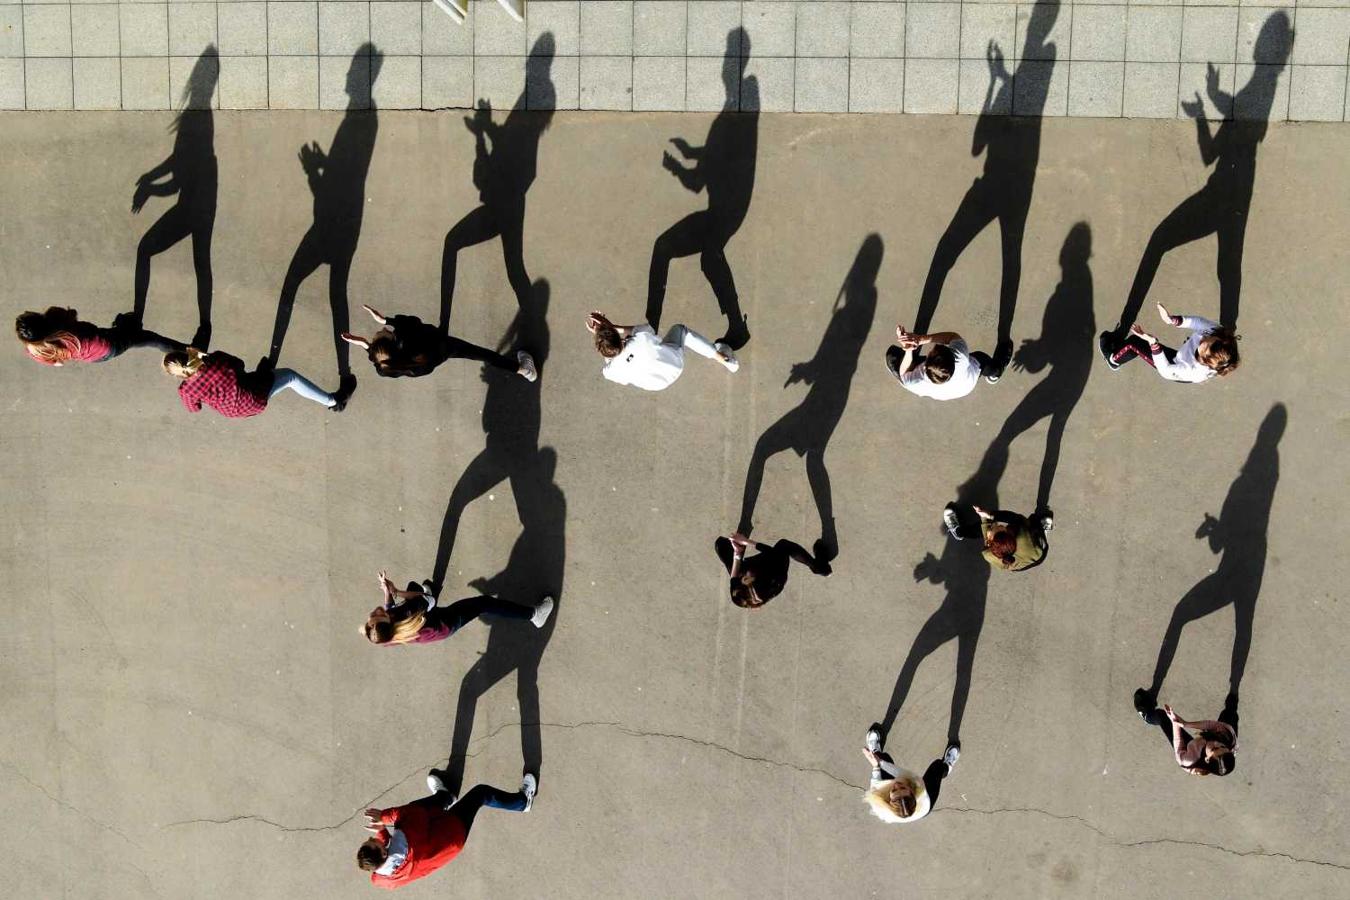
left=915, top=182, right=994, bottom=335
left=270, top=230, right=323, bottom=365
left=737, top=419, right=794, bottom=535
left=1149, top=572, right=1226, bottom=695
left=1115, top=189, right=1217, bottom=336
left=804, top=449, right=836, bottom=560
left=433, top=450, right=506, bottom=587
left=440, top=206, right=499, bottom=332
left=134, top=205, right=193, bottom=323
left=647, top=212, right=708, bottom=331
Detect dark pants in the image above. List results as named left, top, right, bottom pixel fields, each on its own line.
left=427, top=596, right=534, bottom=638
left=415, top=782, right=527, bottom=840
left=1111, top=335, right=1176, bottom=369
left=877, top=752, right=952, bottom=809
left=103, top=323, right=184, bottom=360
left=441, top=334, right=517, bottom=372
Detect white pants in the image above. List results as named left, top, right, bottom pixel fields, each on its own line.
left=662, top=324, right=718, bottom=360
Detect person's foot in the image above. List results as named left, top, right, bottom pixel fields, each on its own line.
left=943, top=743, right=961, bottom=769
left=532, top=596, right=554, bottom=628
left=431, top=0, right=466, bottom=24
left=984, top=339, right=1013, bottom=384
left=865, top=725, right=882, bottom=753
left=1133, top=688, right=1156, bottom=720
left=717, top=315, right=750, bottom=352
left=421, top=580, right=439, bottom=608
left=713, top=342, right=740, bottom=373
left=521, top=773, right=538, bottom=812
left=516, top=350, right=538, bottom=383
left=111, top=311, right=141, bottom=332
left=942, top=505, right=962, bottom=539
left=1037, top=509, right=1054, bottom=532
left=495, top=0, right=525, bottom=24
left=1099, top=332, right=1122, bottom=370
left=427, top=770, right=457, bottom=809
left=885, top=345, right=905, bottom=381
left=811, top=538, right=834, bottom=576
left=330, top=373, right=357, bottom=412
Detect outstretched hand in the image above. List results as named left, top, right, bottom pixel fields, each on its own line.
left=1129, top=323, right=1156, bottom=344
left=363, top=809, right=384, bottom=833
left=987, top=40, right=1009, bottom=80
left=669, top=137, right=694, bottom=157
left=298, top=142, right=324, bottom=177
left=913, top=552, right=943, bottom=584
left=1011, top=338, right=1045, bottom=373
left=1181, top=92, right=1204, bottom=120
left=131, top=181, right=151, bottom=214
left=585, top=311, right=607, bottom=334
left=784, top=361, right=815, bottom=388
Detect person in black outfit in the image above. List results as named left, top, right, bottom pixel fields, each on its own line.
left=714, top=532, right=831, bottom=609
left=342, top=305, right=536, bottom=381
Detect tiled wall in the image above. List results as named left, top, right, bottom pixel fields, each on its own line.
left=0, top=1, right=1346, bottom=120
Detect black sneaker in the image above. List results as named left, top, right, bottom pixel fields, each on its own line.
left=1133, top=688, right=1156, bottom=720
left=985, top=339, right=1013, bottom=383
left=942, top=505, right=963, bottom=539
left=885, top=345, right=905, bottom=381
left=718, top=315, right=750, bottom=352
left=1099, top=332, right=1122, bottom=370
left=191, top=324, right=212, bottom=351
left=330, top=373, right=357, bottom=412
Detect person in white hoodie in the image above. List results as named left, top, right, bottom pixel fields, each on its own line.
left=861, top=725, right=960, bottom=824
left=1100, top=302, right=1240, bottom=383
left=586, top=310, right=738, bottom=392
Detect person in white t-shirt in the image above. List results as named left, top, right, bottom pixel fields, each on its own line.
left=861, top=724, right=960, bottom=824
left=586, top=311, right=739, bottom=392
left=885, top=324, right=998, bottom=400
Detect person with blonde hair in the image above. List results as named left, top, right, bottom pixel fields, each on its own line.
left=363, top=570, right=552, bottom=646
left=1100, top=302, right=1239, bottom=382
left=16, top=307, right=182, bottom=367
left=861, top=725, right=959, bottom=824
left=163, top=348, right=348, bottom=418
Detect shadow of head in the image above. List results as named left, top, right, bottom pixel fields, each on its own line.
left=1252, top=11, right=1293, bottom=68
left=343, top=43, right=384, bottom=103
left=529, top=32, right=556, bottom=74
left=180, top=45, right=219, bottom=110
left=1061, top=221, right=1091, bottom=270
left=724, top=28, right=750, bottom=98
left=1023, top=1, right=1060, bottom=53
left=848, top=234, right=885, bottom=294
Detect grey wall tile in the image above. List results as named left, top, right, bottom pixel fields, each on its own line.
left=633, top=54, right=686, bottom=110
left=742, top=55, right=794, bottom=112
left=850, top=1, right=904, bottom=59
left=121, top=57, right=170, bottom=108
left=907, top=4, right=961, bottom=59
left=269, top=2, right=320, bottom=55
left=1181, top=7, right=1238, bottom=63
left=372, top=54, right=421, bottom=107
left=27, top=57, right=73, bottom=108
left=959, top=57, right=1010, bottom=114
left=424, top=1, right=474, bottom=54
left=1123, top=61, right=1177, bottom=117
left=686, top=55, right=728, bottom=110
left=269, top=54, right=319, bottom=108
left=371, top=2, right=422, bottom=55
left=580, top=54, right=631, bottom=109
left=24, top=6, right=73, bottom=57
left=580, top=0, right=632, bottom=55
left=960, top=4, right=1015, bottom=60
left=320, top=3, right=371, bottom=56
left=534, top=53, right=578, bottom=107
left=421, top=55, right=472, bottom=107
left=634, top=0, right=685, bottom=56
left=1288, top=63, right=1346, bottom=120
left=687, top=1, right=740, bottom=57
left=1126, top=7, right=1182, bottom=63
left=74, top=56, right=121, bottom=108
left=1068, top=59, right=1123, bottom=116
left=169, top=4, right=218, bottom=57
left=795, top=56, right=848, bottom=111
left=218, top=55, right=269, bottom=107
left=1070, top=5, right=1124, bottom=62
left=0, top=58, right=23, bottom=109
left=528, top=1, right=579, bottom=56
left=850, top=57, right=904, bottom=113
left=0, top=7, right=20, bottom=59
left=219, top=4, right=269, bottom=57
left=796, top=1, right=850, bottom=57
left=905, top=58, right=958, bottom=113
left=474, top=1, right=525, bottom=54
left=744, top=2, right=796, bottom=58
left=1293, top=9, right=1350, bottom=65
left=71, top=6, right=121, bottom=57
left=473, top=55, right=525, bottom=109
left=122, top=4, right=171, bottom=57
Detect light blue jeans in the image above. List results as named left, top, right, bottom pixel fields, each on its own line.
left=269, top=368, right=336, bottom=408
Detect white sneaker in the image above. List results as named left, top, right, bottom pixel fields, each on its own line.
left=865, top=727, right=882, bottom=753
left=421, top=580, right=439, bottom=608
left=521, top=773, right=538, bottom=812
left=532, top=596, right=554, bottom=628
left=495, top=0, right=525, bottom=23
left=714, top=342, right=740, bottom=373
left=942, top=506, right=962, bottom=539
left=516, top=350, right=538, bottom=383
left=432, top=0, right=467, bottom=24
left=943, top=744, right=961, bottom=769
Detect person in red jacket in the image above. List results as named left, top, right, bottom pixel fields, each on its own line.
left=16, top=307, right=183, bottom=366
left=163, top=348, right=350, bottom=417
left=358, top=771, right=537, bottom=888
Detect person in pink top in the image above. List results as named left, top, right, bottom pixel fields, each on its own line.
left=362, top=570, right=553, bottom=646
left=16, top=307, right=183, bottom=366
left=1134, top=690, right=1239, bottom=777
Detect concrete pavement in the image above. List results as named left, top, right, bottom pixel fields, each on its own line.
left=1, top=108, right=1348, bottom=899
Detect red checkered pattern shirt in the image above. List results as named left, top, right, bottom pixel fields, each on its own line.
left=178, top=353, right=269, bottom=418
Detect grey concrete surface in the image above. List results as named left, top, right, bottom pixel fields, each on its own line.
left=1, top=108, right=1349, bottom=899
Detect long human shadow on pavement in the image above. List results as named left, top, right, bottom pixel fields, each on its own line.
left=879, top=223, right=1095, bottom=745
left=1109, top=11, right=1293, bottom=337
left=1147, top=403, right=1285, bottom=704
left=736, top=234, right=880, bottom=565
left=269, top=44, right=383, bottom=385
left=968, top=222, right=1095, bottom=513
left=439, top=33, right=555, bottom=330
left=429, top=280, right=561, bottom=793
left=913, top=1, right=1060, bottom=364
left=647, top=27, right=758, bottom=350
left=131, top=45, right=218, bottom=349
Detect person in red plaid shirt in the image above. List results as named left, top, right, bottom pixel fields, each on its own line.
left=163, top=348, right=349, bottom=417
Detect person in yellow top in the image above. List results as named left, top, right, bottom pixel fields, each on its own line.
left=942, top=502, right=1051, bottom=572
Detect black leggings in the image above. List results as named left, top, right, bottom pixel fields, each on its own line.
left=425, top=595, right=534, bottom=637
left=102, top=325, right=184, bottom=360
left=441, top=334, right=517, bottom=372
left=877, top=752, right=952, bottom=808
